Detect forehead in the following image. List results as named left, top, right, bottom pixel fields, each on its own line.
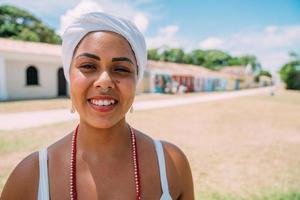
left=74, top=31, right=135, bottom=58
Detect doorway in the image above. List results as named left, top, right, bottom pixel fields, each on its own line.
left=58, top=68, right=67, bottom=96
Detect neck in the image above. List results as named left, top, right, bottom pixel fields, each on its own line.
left=76, top=118, right=131, bottom=158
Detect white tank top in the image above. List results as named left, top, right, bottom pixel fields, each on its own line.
left=38, top=140, right=172, bottom=200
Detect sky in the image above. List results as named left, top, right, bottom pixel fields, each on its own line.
left=1, top=0, right=300, bottom=73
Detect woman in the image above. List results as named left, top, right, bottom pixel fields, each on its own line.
left=1, top=12, right=194, bottom=200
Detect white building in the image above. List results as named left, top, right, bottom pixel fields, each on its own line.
left=0, top=38, right=68, bottom=101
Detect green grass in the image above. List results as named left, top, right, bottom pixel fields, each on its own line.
left=196, top=191, right=300, bottom=200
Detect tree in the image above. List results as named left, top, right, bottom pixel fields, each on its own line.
left=259, top=70, right=272, bottom=78
left=254, top=69, right=272, bottom=82
left=227, top=57, right=242, bottom=66
left=147, top=46, right=263, bottom=73
left=279, top=60, right=300, bottom=90
left=147, top=48, right=160, bottom=61
left=239, top=55, right=257, bottom=65
left=238, top=55, right=261, bottom=74
left=182, top=53, right=193, bottom=64
left=160, top=48, right=185, bottom=63
left=189, top=50, right=206, bottom=65
left=203, top=50, right=231, bottom=70
left=0, top=4, right=61, bottom=44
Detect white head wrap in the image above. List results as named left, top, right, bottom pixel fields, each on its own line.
left=62, top=12, right=147, bottom=86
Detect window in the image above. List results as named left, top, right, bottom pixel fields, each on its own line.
left=26, top=66, right=39, bottom=85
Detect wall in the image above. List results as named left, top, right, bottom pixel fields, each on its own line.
left=0, top=57, right=8, bottom=100
left=5, top=59, right=63, bottom=100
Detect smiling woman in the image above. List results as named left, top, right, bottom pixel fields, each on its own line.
left=0, top=12, right=194, bottom=200
left=70, top=31, right=138, bottom=130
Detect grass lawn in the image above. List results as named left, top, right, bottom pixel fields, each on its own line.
left=0, top=89, right=300, bottom=199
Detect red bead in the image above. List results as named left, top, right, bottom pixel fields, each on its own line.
left=69, top=124, right=141, bottom=200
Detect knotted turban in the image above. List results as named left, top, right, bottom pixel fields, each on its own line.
left=62, top=12, right=147, bottom=87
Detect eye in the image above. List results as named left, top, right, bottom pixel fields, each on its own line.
left=114, top=66, right=131, bottom=73
left=79, top=63, right=96, bottom=71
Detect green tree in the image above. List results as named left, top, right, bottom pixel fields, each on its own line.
left=160, top=48, right=185, bottom=63
left=147, top=48, right=160, bottom=61
left=227, top=57, right=242, bottom=66
left=203, top=50, right=231, bottom=70
left=254, top=69, right=272, bottom=82
left=238, top=55, right=262, bottom=73
left=0, top=4, right=61, bottom=44
left=189, top=50, right=206, bottom=65
left=239, top=55, right=257, bottom=65
left=159, top=49, right=169, bottom=62
left=279, top=60, right=300, bottom=90
left=147, top=46, right=262, bottom=73
left=259, top=69, right=272, bottom=78
left=182, top=53, right=193, bottom=64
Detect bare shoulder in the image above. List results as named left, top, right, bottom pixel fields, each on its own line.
left=161, top=141, right=191, bottom=178
left=1, top=151, right=39, bottom=200
left=161, top=141, right=195, bottom=200
left=133, top=129, right=191, bottom=176
left=47, top=132, right=72, bottom=155
left=125, top=128, right=194, bottom=199
left=132, top=128, right=154, bottom=144
left=162, top=142, right=188, bottom=164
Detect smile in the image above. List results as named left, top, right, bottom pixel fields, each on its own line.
left=90, top=99, right=117, bottom=106
left=87, top=97, right=119, bottom=112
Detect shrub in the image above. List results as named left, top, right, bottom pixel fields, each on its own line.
left=279, top=61, right=300, bottom=90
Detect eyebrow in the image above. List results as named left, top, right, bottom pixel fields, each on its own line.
left=75, top=53, right=100, bottom=61
left=75, top=53, right=134, bottom=65
left=112, top=57, right=134, bottom=64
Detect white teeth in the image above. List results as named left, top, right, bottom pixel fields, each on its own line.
left=104, top=100, right=109, bottom=106
left=99, top=101, right=104, bottom=106
left=91, top=99, right=116, bottom=106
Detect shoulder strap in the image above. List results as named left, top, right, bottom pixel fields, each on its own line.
left=154, top=140, right=172, bottom=200
left=38, top=148, right=50, bottom=200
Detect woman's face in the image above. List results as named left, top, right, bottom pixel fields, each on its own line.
left=70, top=31, right=137, bottom=129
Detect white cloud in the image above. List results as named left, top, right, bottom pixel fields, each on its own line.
left=197, top=25, right=300, bottom=73
left=263, top=25, right=300, bottom=48
left=264, top=25, right=278, bottom=34
left=226, top=25, right=300, bottom=50
left=146, top=25, right=181, bottom=48
left=133, top=12, right=149, bottom=33
left=58, top=0, right=150, bottom=35
left=58, top=0, right=103, bottom=35
left=258, top=51, right=290, bottom=72
left=159, top=25, right=179, bottom=35
left=198, top=37, right=224, bottom=49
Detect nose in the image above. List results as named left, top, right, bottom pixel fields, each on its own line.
left=93, top=70, right=115, bottom=90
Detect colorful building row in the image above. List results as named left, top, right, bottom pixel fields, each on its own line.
left=137, top=61, right=256, bottom=94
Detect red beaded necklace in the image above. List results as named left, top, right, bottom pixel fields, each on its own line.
left=70, top=125, right=141, bottom=200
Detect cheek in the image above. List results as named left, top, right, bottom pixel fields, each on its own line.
left=115, top=72, right=137, bottom=90
left=116, top=78, right=136, bottom=98
left=70, top=67, right=92, bottom=88
left=70, top=70, right=90, bottom=104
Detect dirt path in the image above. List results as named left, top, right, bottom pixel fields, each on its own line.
left=0, top=87, right=273, bottom=130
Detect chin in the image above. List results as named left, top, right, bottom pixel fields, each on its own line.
left=86, top=117, right=124, bottom=129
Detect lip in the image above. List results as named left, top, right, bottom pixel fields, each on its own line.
left=88, top=95, right=118, bottom=101
left=87, top=95, right=119, bottom=113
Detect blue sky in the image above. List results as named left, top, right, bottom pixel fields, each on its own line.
left=159, top=0, right=300, bottom=38
left=1, top=0, right=300, bottom=73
